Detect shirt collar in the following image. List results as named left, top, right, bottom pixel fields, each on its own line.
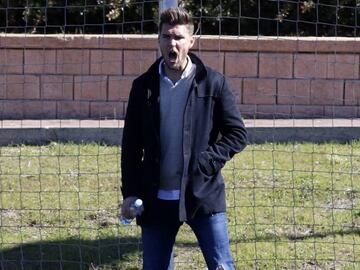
left=158, top=56, right=194, bottom=80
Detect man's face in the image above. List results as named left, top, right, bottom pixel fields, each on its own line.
left=159, top=23, right=195, bottom=72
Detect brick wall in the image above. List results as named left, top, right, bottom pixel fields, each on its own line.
left=0, top=34, right=359, bottom=119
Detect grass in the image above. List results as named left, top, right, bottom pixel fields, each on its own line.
left=0, top=141, right=359, bottom=270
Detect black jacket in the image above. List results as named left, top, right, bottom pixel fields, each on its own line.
left=121, top=53, right=247, bottom=224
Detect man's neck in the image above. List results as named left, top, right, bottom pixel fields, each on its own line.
left=164, top=58, right=189, bottom=84
left=164, top=66, right=182, bottom=84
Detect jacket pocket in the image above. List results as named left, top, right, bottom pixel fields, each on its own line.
left=191, top=152, right=224, bottom=199
left=191, top=166, right=223, bottom=199
left=198, top=151, right=222, bottom=177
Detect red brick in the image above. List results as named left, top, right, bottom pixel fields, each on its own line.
left=310, top=79, right=344, bottom=105
left=90, top=101, right=124, bottom=119
left=225, top=52, right=257, bottom=77
left=344, top=80, right=360, bottom=105
left=57, top=49, right=90, bottom=75
left=24, top=49, right=56, bottom=74
left=0, top=101, right=56, bottom=119
left=327, top=54, right=359, bottom=79
left=5, top=75, right=40, bottom=100
left=74, top=76, right=107, bottom=101
left=123, top=50, right=157, bottom=75
left=239, top=104, right=256, bottom=118
left=99, top=36, right=158, bottom=50
left=259, top=53, right=293, bottom=78
left=23, top=101, right=57, bottom=119
left=0, top=76, right=6, bottom=99
left=0, top=49, right=23, bottom=74
left=41, top=75, right=73, bottom=100
left=2, top=35, right=360, bottom=53
left=195, top=51, right=224, bottom=73
left=123, top=101, right=128, bottom=117
left=194, top=36, right=299, bottom=52
left=227, top=77, right=242, bottom=104
left=256, top=105, right=292, bottom=118
left=243, top=79, right=276, bottom=104
left=0, top=101, right=24, bottom=119
left=108, top=76, right=135, bottom=101
left=90, top=50, right=123, bottom=75
left=57, top=101, right=90, bottom=119
left=297, top=38, right=360, bottom=54
left=292, top=105, right=324, bottom=118
left=324, top=106, right=358, bottom=118
left=294, top=53, right=328, bottom=78
left=278, top=79, right=311, bottom=105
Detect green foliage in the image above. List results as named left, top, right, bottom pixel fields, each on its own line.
left=179, top=0, right=360, bottom=36
left=0, top=0, right=158, bottom=34
left=0, top=0, right=359, bottom=36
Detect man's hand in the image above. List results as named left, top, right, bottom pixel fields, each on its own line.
left=121, top=196, right=139, bottom=219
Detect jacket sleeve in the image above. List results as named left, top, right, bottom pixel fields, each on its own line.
left=202, top=76, right=247, bottom=173
left=121, top=79, right=144, bottom=199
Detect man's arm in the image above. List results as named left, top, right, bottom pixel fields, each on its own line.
left=200, top=76, right=247, bottom=174
left=121, top=80, right=144, bottom=200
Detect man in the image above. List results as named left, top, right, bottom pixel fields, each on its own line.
left=121, top=7, right=247, bottom=270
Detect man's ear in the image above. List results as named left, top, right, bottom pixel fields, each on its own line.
left=189, top=35, right=195, bottom=48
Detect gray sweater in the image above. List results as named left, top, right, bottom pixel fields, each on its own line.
left=158, top=58, right=196, bottom=200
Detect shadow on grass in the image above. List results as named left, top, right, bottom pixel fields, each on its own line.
left=0, top=237, right=141, bottom=270
left=176, top=226, right=360, bottom=247
left=2, top=228, right=359, bottom=269
left=286, top=226, right=360, bottom=241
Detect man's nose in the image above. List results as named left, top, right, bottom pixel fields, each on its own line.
left=170, top=38, right=176, bottom=46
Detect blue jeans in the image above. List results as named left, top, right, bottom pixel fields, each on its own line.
left=141, top=200, right=235, bottom=270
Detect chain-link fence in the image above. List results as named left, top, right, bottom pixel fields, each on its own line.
left=0, top=0, right=359, bottom=269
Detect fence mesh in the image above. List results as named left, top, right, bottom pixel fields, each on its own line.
left=0, top=0, right=359, bottom=269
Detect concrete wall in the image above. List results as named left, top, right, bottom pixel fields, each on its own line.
left=0, top=34, right=359, bottom=119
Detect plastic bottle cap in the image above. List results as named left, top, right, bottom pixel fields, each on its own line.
left=134, top=199, right=143, bottom=207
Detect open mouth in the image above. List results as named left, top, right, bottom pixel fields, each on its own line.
left=168, top=51, right=177, bottom=62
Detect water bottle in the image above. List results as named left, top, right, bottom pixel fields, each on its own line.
left=120, top=198, right=144, bottom=225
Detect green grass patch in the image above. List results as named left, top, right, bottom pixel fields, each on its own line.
left=0, top=141, right=359, bottom=269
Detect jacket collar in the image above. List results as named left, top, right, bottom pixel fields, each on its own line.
left=143, top=52, right=208, bottom=144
